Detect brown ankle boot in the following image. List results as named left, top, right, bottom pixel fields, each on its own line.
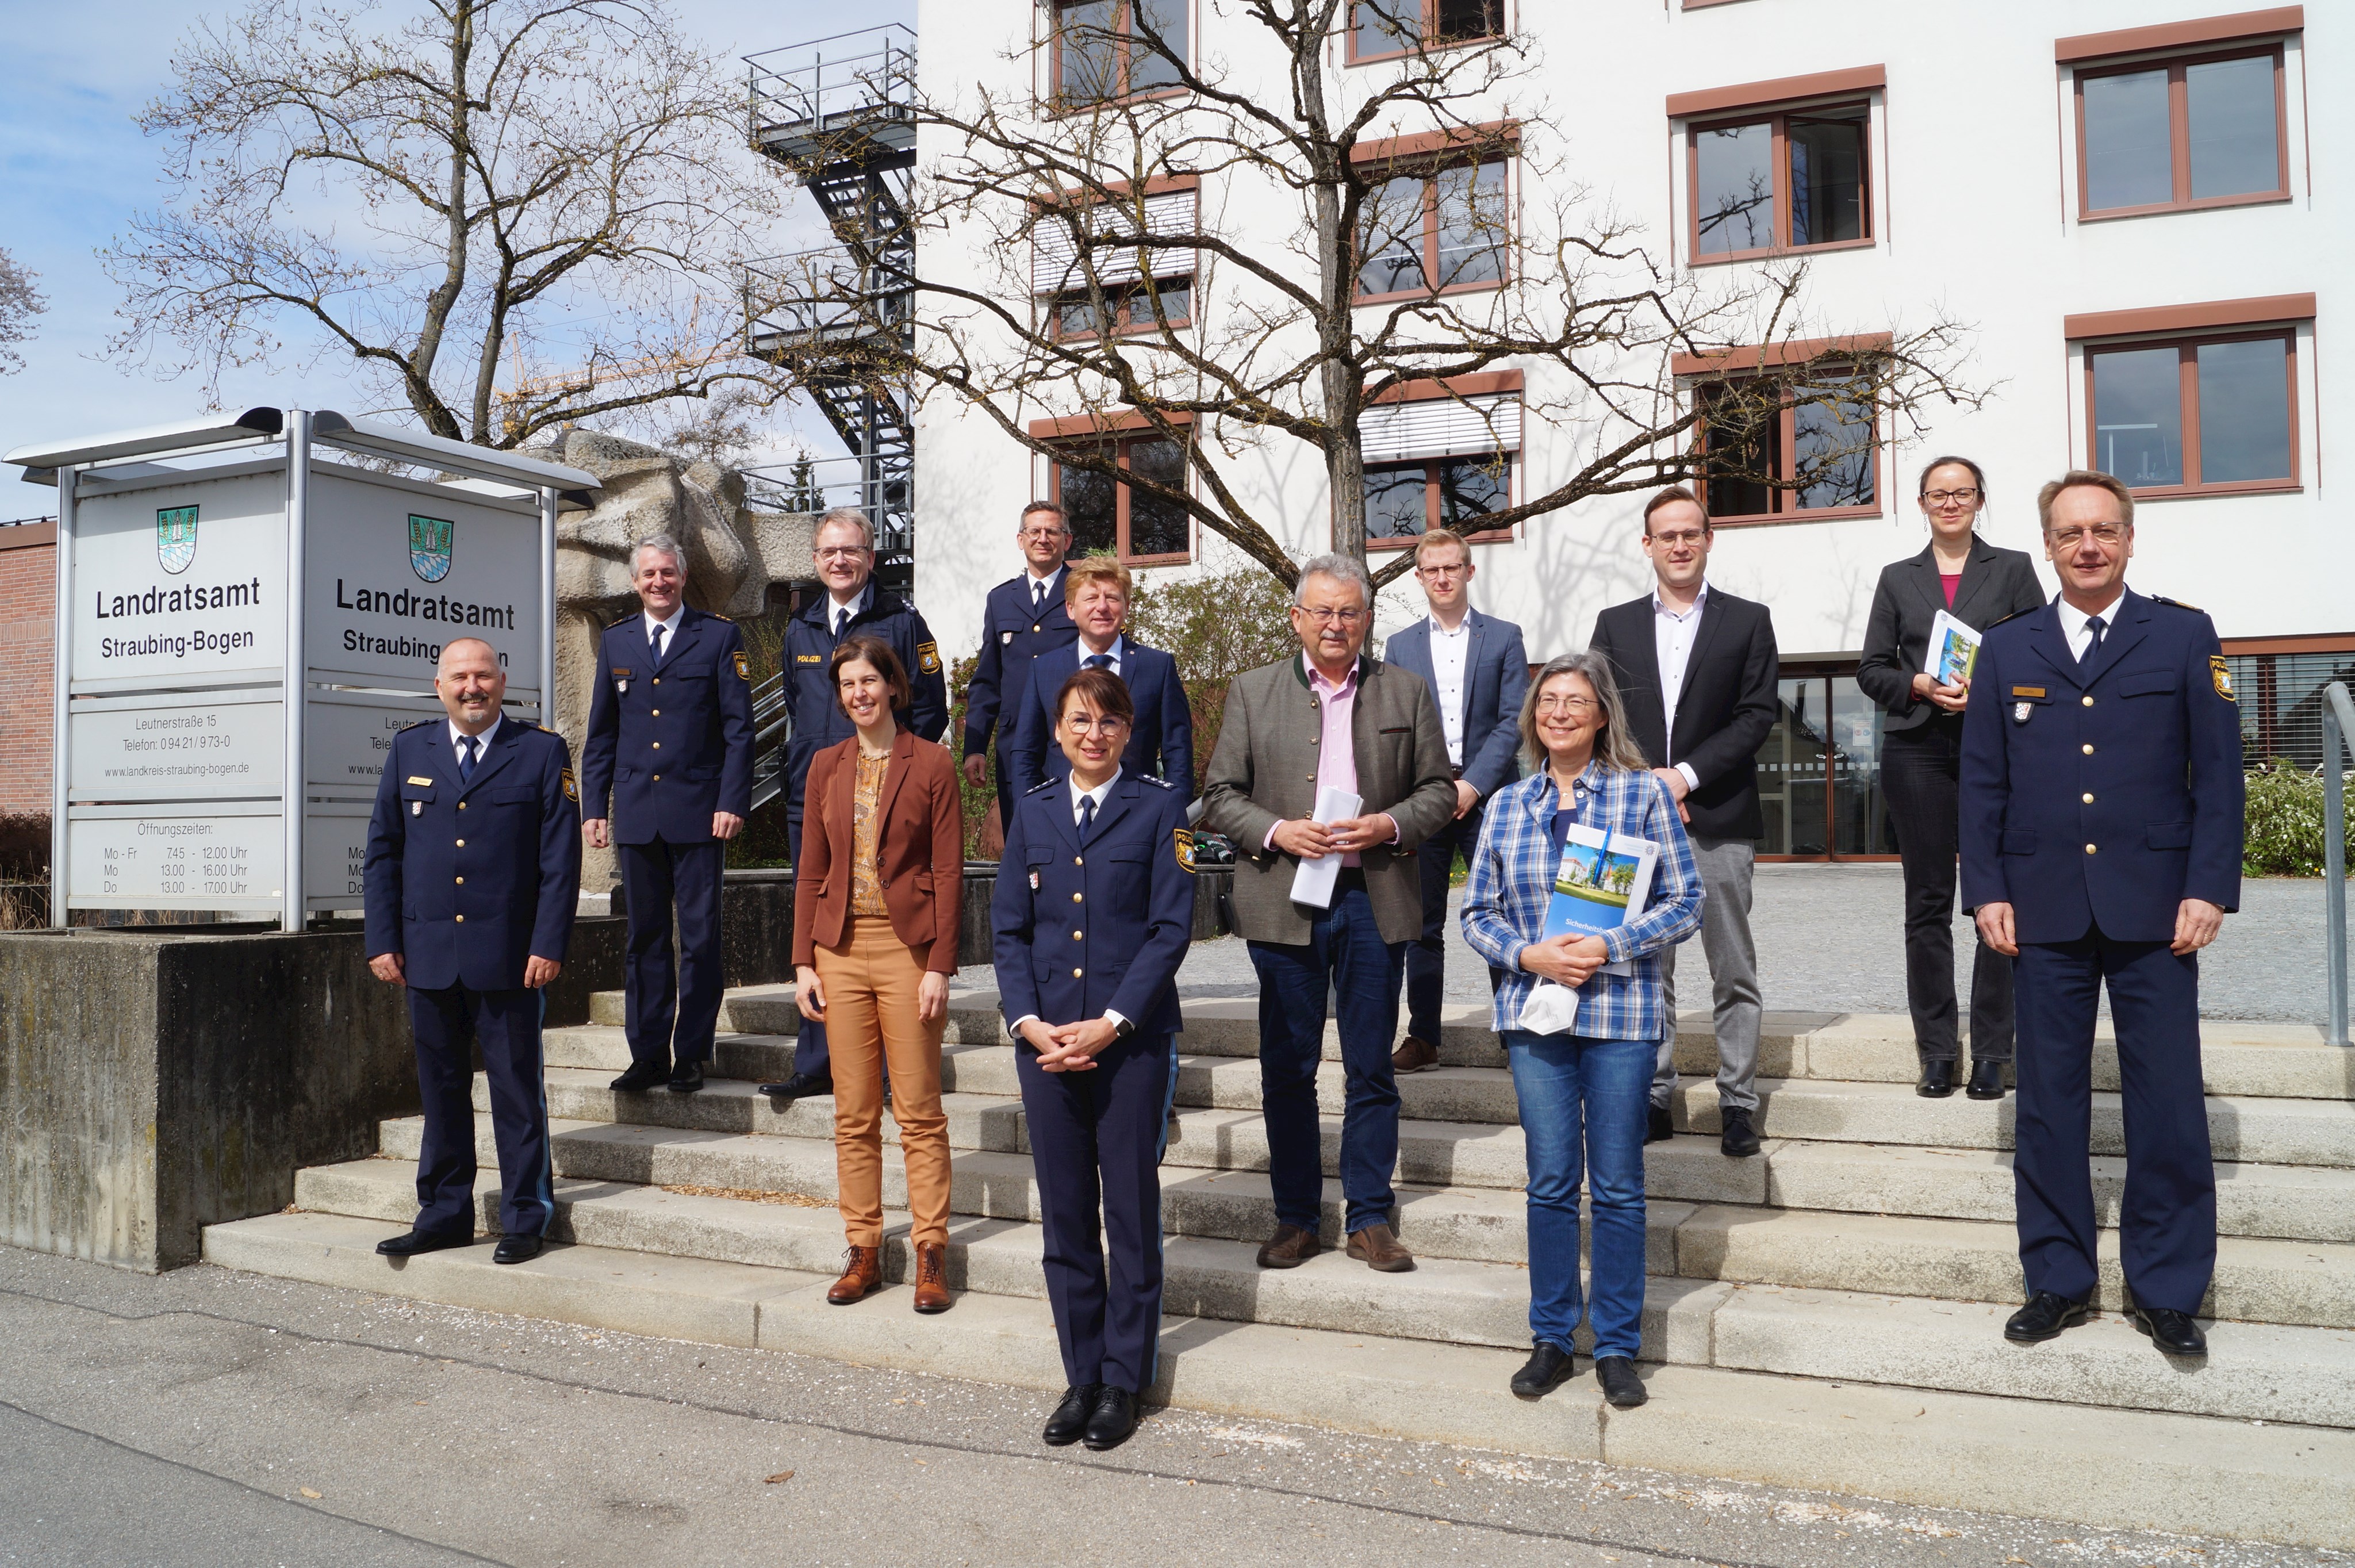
left=827, top=1244, right=882, bottom=1305
left=911, top=1240, right=953, bottom=1314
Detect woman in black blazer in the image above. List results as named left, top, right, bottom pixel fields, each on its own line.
left=1856, top=457, right=2047, bottom=1102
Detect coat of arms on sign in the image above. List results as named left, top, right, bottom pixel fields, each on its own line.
left=155, top=505, right=197, bottom=575
left=409, top=513, right=454, bottom=583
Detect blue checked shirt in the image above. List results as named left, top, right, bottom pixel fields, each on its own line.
left=1460, top=761, right=1704, bottom=1041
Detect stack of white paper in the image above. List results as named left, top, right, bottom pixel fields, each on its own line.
left=1287, top=785, right=1363, bottom=909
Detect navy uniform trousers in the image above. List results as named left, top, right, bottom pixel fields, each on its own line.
left=619, top=838, right=726, bottom=1068
left=410, top=986, right=556, bottom=1239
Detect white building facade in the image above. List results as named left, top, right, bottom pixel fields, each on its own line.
left=906, top=1, right=2338, bottom=858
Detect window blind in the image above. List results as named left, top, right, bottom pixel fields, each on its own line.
left=1033, top=190, right=1199, bottom=294
left=1359, top=393, right=1522, bottom=464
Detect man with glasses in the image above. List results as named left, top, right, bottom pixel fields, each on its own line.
left=1378, top=528, right=1528, bottom=1071
left=964, top=502, right=1081, bottom=830
left=1202, top=555, right=1456, bottom=1274
left=758, top=508, right=950, bottom=1106
left=1959, top=469, right=2242, bottom=1360
left=1588, top=488, right=1780, bottom=1158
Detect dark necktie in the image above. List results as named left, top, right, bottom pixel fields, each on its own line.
left=459, top=735, right=479, bottom=783
left=1033, top=580, right=1045, bottom=610
left=1083, top=654, right=1113, bottom=671
left=1079, top=795, right=1097, bottom=840
left=834, top=608, right=849, bottom=639
left=650, top=623, right=666, bottom=665
left=2081, top=614, right=2106, bottom=666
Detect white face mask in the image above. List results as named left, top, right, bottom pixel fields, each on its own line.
left=1516, top=981, right=1579, bottom=1036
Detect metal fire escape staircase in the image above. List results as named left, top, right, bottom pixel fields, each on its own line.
left=741, top=25, right=920, bottom=811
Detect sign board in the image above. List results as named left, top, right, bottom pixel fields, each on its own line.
left=68, top=466, right=287, bottom=693
left=66, top=804, right=285, bottom=911
left=306, top=691, right=447, bottom=800
left=68, top=691, right=282, bottom=803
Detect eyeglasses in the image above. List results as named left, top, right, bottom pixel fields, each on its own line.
left=1061, top=715, right=1130, bottom=735
left=815, top=546, right=869, bottom=561
left=1535, top=695, right=1599, bottom=715
left=2047, top=525, right=2128, bottom=549
left=1294, top=605, right=1367, bottom=625
left=1646, top=529, right=1708, bottom=549
left=1921, top=488, right=1982, bottom=506
left=1018, top=527, right=1069, bottom=542
left=1415, top=561, right=1467, bottom=579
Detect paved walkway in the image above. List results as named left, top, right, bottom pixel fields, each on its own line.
left=0, top=1245, right=2331, bottom=1568
left=965, top=866, right=2340, bottom=1026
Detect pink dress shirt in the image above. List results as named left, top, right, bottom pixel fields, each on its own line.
left=1263, top=655, right=1397, bottom=866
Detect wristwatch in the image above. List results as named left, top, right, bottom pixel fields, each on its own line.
left=1112, top=1016, right=1137, bottom=1041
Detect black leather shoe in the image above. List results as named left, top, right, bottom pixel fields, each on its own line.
left=375, top=1228, right=471, bottom=1258
left=1509, top=1343, right=1576, bottom=1399
left=1646, top=1104, right=1674, bottom=1144
left=1719, top=1106, right=1761, bottom=1157
left=666, top=1060, right=705, bottom=1094
left=492, top=1234, right=543, bottom=1265
left=2130, top=1303, right=2209, bottom=1357
left=1965, top=1058, right=2008, bottom=1101
left=2004, top=1290, right=2091, bottom=1343
left=757, top=1072, right=831, bottom=1102
left=1595, top=1356, right=1648, bottom=1409
left=1042, top=1383, right=1101, bottom=1446
left=1916, top=1060, right=1957, bottom=1098
left=1082, top=1385, right=1138, bottom=1451
left=609, top=1063, right=668, bottom=1093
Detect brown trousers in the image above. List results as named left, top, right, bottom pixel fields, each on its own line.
left=814, top=917, right=952, bottom=1247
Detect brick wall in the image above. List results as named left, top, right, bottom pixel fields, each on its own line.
left=0, top=523, right=56, bottom=817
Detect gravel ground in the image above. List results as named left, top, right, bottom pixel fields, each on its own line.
left=2, top=1244, right=2338, bottom=1568
left=965, top=866, right=2342, bottom=1026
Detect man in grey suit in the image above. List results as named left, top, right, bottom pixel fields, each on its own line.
left=1379, top=528, right=1529, bottom=1071
left=1202, top=554, right=1457, bottom=1274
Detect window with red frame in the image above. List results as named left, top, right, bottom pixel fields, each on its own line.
left=1350, top=0, right=1503, bottom=61
left=1696, top=374, right=1878, bottom=521
left=2076, top=46, right=2286, bottom=217
left=1689, top=102, right=1869, bottom=260
left=1050, top=278, right=1193, bottom=340
left=1364, top=456, right=1513, bottom=545
left=1355, top=155, right=1509, bottom=298
left=1054, top=0, right=1188, bottom=105
left=2086, top=329, right=2297, bottom=494
left=1051, top=434, right=1192, bottom=562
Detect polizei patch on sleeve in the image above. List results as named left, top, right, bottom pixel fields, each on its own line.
left=2211, top=655, right=2236, bottom=701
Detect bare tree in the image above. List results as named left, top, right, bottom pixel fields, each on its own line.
left=760, top=1, right=1985, bottom=589
left=0, top=248, right=45, bottom=376
left=105, top=0, right=797, bottom=448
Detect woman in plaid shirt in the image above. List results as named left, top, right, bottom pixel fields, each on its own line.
left=1461, top=650, right=1704, bottom=1409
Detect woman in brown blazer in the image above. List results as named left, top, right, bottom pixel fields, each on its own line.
left=789, top=634, right=964, bottom=1313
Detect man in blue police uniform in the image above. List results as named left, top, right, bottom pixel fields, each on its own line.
left=365, top=637, right=581, bottom=1266
left=1004, top=555, right=1191, bottom=800
left=962, top=501, right=1079, bottom=826
left=992, top=666, right=1196, bottom=1451
left=1959, top=469, right=2242, bottom=1360
left=760, top=507, right=950, bottom=1104
left=580, top=534, right=755, bottom=1095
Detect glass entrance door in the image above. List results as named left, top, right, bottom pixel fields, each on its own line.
left=1756, top=670, right=1894, bottom=859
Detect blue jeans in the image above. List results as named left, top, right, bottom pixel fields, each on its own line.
left=1248, top=880, right=1405, bottom=1236
left=1505, top=1029, right=1651, bottom=1359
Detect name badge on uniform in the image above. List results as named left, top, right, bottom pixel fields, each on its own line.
left=612, top=665, right=632, bottom=695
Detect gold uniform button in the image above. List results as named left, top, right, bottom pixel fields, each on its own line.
left=455, top=914, right=465, bottom=922
left=653, top=677, right=661, bottom=685
left=2082, top=793, right=2095, bottom=804
left=455, top=839, right=465, bottom=848
left=651, top=741, right=661, bottom=749
left=2085, top=844, right=2098, bottom=855
left=653, top=774, right=661, bottom=781
left=455, top=876, right=464, bottom=885
left=2082, top=743, right=2095, bottom=755
left=458, top=801, right=467, bottom=810
left=2082, top=695, right=2095, bottom=707
left=1072, top=967, right=1083, bottom=979
left=651, top=709, right=660, bottom=717
left=1075, top=856, right=1084, bottom=866
left=1073, top=930, right=1084, bottom=941
left=1072, top=892, right=1084, bottom=903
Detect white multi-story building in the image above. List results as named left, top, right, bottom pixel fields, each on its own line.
left=903, top=1, right=2337, bottom=858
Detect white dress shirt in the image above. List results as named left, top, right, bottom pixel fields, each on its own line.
left=1026, top=564, right=1064, bottom=614
left=447, top=715, right=501, bottom=770
left=1075, top=633, right=1125, bottom=676
left=1653, top=582, right=1708, bottom=792
left=2055, top=589, right=2126, bottom=662
left=1011, top=769, right=1127, bottom=1034
left=1426, top=612, right=1472, bottom=766
left=827, top=581, right=873, bottom=638
left=642, top=604, right=685, bottom=662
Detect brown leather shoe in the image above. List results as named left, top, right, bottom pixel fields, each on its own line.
left=911, top=1240, right=953, bottom=1314
left=1255, top=1223, right=1323, bottom=1269
left=826, top=1245, right=881, bottom=1305
left=1346, top=1222, right=1417, bottom=1272
left=1391, top=1034, right=1440, bottom=1073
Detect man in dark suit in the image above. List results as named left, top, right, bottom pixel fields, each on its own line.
left=761, top=507, right=950, bottom=1103
left=365, top=637, right=581, bottom=1266
left=1588, top=487, right=1779, bottom=1157
left=1959, top=470, right=2242, bottom=1359
left=580, top=534, right=755, bottom=1095
left=1005, top=555, right=1191, bottom=800
left=1380, top=527, right=1528, bottom=1071
left=963, top=501, right=1080, bottom=827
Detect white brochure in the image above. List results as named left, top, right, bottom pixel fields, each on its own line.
left=1287, top=785, right=1363, bottom=910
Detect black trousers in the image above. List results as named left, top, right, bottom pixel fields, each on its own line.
left=408, top=984, right=551, bottom=1239
left=1405, top=803, right=1502, bottom=1043
left=1881, top=718, right=2015, bottom=1063
left=619, top=836, right=726, bottom=1071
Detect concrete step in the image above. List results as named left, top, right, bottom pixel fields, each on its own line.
left=544, top=1026, right=800, bottom=1083
left=1675, top=1075, right=2355, bottom=1168
left=588, top=984, right=801, bottom=1036
left=506, top=1068, right=1033, bottom=1151
left=202, top=1209, right=2355, bottom=1549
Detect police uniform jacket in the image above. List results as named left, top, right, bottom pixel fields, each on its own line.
left=992, top=772, right=1196, bottom=1040
left=579, top=607, right=755, bottom=844
left=962, top=569, right=1077, bottom=762
left=782, top=588, right=950, bottom=807
left=1004, top=637, right=1194, bottom=801
left=1958, top=589, right=2243, bottom=946
left=365, top=719, right=582, bottom=992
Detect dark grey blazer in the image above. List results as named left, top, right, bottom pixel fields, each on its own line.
left=1380, top=608, right=1531, bottom=799
left=1856, top=539, right=2047, bottom=732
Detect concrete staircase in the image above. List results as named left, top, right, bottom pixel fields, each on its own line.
left=204, top=987, right=2355, bottom=1549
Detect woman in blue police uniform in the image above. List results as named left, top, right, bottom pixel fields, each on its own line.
left=992, top=665, right=1195, bottom=1453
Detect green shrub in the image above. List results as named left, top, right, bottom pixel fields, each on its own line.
left=1129, top=566, right=1299, bottom=798
left=2243, top=764, right=2355, bottom=877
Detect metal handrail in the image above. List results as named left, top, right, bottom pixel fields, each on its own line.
left=2323, top=681, right=2353, bottom=1046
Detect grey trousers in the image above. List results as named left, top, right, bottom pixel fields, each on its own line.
left=1652, top=835, right=1764, bottom=1114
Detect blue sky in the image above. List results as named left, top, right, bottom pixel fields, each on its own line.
left=0, top=0, right=911, bottom=500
